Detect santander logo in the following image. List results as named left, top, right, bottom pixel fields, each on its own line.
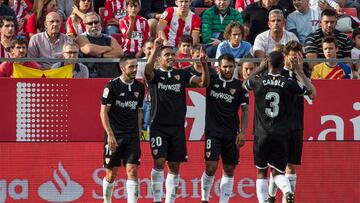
left=38, top=162, right=83, bottom=202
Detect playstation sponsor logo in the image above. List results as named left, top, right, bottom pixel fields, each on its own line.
left=38, top=162, right=83, bottom=202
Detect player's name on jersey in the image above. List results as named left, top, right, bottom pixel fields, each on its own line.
left=158, top=82, right=181, bottom=92
left=115, top=100, right=138, bottom=109
left=210, top=90, right=234, bottom=103
left=262, top=79, right=285, bottom=87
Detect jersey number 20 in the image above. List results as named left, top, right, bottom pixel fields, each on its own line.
left=265, top=92, right=279, bottom=118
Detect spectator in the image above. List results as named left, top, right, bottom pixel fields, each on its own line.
left=235, top=0, right=255, bottom=12
left=252, top=9, right=298, bottom=58
left=0, top=0, right=18, bottom=30
left=119, top=0, right=150, bottom=57
left=26, top=0, right=65, bottom=38
left=140, top=0, right=176, bottom=37
left=51, top=42, right=89, bottom=78
left=185, top=44, right=217, bottom=76
left=12, top=0, right=32, bottom=35
left=192, top=0, right=214, bottom=8
left=176, top=34, right=193, bottom=69
left=27, top=12, right=71, bottom=68
left=66, top=0, right=92, bottom=38
left=351, top=28, right=360, bottom=78
left=201, top=0, right=243, bottom=58
left=57, top=0, right=73, bottom=22
left=216, top=21, right=252, bottom=59
left=305, top=9, right=353, bottom=70
left=93, top=0, right=106, bottom=15
left=238, top=61, right=256, bottom=80
left=287, top=0, right=321, bottom=44
left=242, top=0, right=283, bottom=44
left=311, top=36, right=353, bottom=79
left=0, top=36, right=40, bottom=77
left=104, top=0, right=126, bottom=35
left=157, top=0, right=201, bottom=47
left=76, top=12, right=123, bottom=78
left=0, top=16, right=16, bottom=58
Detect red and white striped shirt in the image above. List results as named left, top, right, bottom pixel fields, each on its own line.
left=159, top=7, right=201, bottom=47
left=104, top=0, right=127, bottom=23
left=66, top=15, right=86, bottom=37
left=235, top=0, right=255, bottom=12
left=119, top=15, right=150, bottom=54
left=13, top=0, right=32, bottom=34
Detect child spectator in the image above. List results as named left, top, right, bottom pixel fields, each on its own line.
left=0, top=37, right=40, bottom=77
left=175, top=34, right=193, bottom=69
left=119, top=0, right=150, bottom=57
left=157, top=0, right=201, bottom=47
left=66, top=0, right=92, bottom=38
left=185, top=43, right=217, bottom=76
left=104, top=0, right=127, bottom=35
left=216, top=21, right=251, bottom=59
left=311, top=36, right=353, bottom=79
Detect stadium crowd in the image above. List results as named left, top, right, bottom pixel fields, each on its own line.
left=0, top=0, right=359, bottom=79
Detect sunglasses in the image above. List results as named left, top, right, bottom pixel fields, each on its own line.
left=85, top=20, right=99, bottom=26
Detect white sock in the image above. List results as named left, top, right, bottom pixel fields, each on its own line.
left=268, top=173, right=278, bottom=197
left=286, top=174, right=297, bottom=193
left=126, top=179, right=139, bottom=203
left=201, top=171, right=215, bottom=201
left=282, top=174, right=297, bottom=203
left=151, top=169, right=164, bottom=202
left=103, top=178, right=115, bottom=203
left=165, top=173, right=180, bottom=203
left=274, top=174, right=292, bottom=195
left=256, top=179, right=268, bottom=203
left=219, top=175, right=234, bottom=203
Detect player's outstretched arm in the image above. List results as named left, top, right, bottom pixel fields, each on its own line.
left=100, top=104, right=118, bottom=152
left=144, top=36, right=163, bottom=81
left=191, top=46, right=210, bottom=87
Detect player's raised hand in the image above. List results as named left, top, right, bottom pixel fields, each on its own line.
left=258, top=57, right=269, bottom=72
left=154, top=34, right=163, bottom=50
left=235, top=131, right=246, bottom=149
left=199, top=46, right=208, bottom=65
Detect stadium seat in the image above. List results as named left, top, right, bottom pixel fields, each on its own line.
left=194, top=7, right=207, bottom=17
left=111, top=33, right=123, bottom=46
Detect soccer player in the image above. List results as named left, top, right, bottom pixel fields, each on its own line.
left=243, top=51, right=314, bottom=203
left=200, top=53, right=249, bottom=203
left=267, top=41, right=317, bottom=203
left=100, top=55, right=145, bottom=203
left=144, top=37, right=209, bottom=203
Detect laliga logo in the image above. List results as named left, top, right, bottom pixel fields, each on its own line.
left=38, top=162, right=83, bottom=202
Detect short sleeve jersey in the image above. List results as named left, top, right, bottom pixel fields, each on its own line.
left=206, top=75, right=249, bottom=135
left=101, top=77, right=145, bottom=136
left=245, top=73, right=307, bottom=136
left=104, top=0, right=127, bottom=22
left=119, top=15, right=150, bottom=54
left=66, top=15, right=86, bottom=37
left=149, top=68, right=195, bottom=126
left=159, top=7, right=201, bottom=47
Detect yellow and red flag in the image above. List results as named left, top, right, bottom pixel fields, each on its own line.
left=13, top=64, right=73, bottom=78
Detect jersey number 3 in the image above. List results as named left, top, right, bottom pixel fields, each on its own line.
left=265, top=92, right=279, bottom=118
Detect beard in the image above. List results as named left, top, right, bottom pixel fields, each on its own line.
left=86, top=29, right=102, bottom=37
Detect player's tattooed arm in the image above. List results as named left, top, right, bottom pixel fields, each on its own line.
left=100, top=104, right=118, bottom=152
left=236, top=104, right=249, bottom=148
left=191, top=46, right=210, bottom=87
left=144, top=35, right=163, bottom=81
left=138, top=109, right=143, bottom=139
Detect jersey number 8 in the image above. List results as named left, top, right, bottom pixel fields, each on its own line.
left=265, top=92, right=280, bottom=118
